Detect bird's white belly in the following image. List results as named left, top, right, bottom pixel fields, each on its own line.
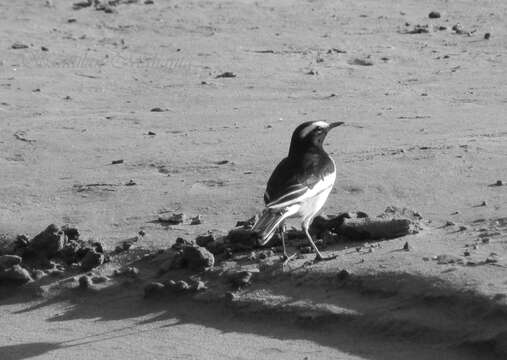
left=288, top=170, right=336, bottom=224
left=295, top=183, right=333, bottom=223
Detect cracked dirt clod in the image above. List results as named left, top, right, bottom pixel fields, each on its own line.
left=0, top=255, right=22, bottom=270
left=28, top=224, right=65, bottom=259
left=0, top=265, right=33, bottom=285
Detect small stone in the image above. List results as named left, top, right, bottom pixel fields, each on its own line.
left=32, top=269, right=47, bottom=280
left=495, top=180, right=503, bottom=186
left=481, top=237, right=490, bottom=244
left=159, top=213, right=186, bottom=225
left=229, top=271, right=253, bottom=289
left=67, top=18, right=77, bottom=23
left=435, top=254, right=460, bottom=265
left=72, top=0, right=92, bottom=10
left=336, top=269, right=350, bottom=281
left=144, top=282, right=165, bottom=298
left=150, top=107, right=166, bottom=112
left=224, top=291, right=237, bottom=304
left=145, top=0, right=154, bottom=4
left=111, top=159, right=124, bottom=165
left=402, top=242, right=410, bottom=251
left=171, top=237, right=193, bottom=251
left=182, top=246, right=215, bottom=271
left=215, top=72, right=236, bottom=78
left=11, top=42, right=29, bottom=49
left=190, top=215, right=202, bottom=225
left=445, top=220, right=455, bottom=227
left=422, top=257, right=430, bottom=261
left=165, top=280, right=191, bottom=293
left=78, top=275, right=92, bottom=289
left=428, top=11, right=441, bottom=19
left=350, top=58, right=373, bottom=66
left=484, top=32, right=491, bottom=40
left=458, top=225, right=468, bottom=231
left=125, top=179, right=136, bottom=186
left=147, top=131, right=156, bottom=136
left=81, top=250, right=105, bottom=271
left=464, top=251, right=471, bottom=257
left=0, top=265, right=33, bottom=285
left=452, top=23, right=465, bottom=34
left=189, top=279, right=207, bottom=291
left=0, top=255, right=22, bottom=270
left=195, top=233, right=215, bottom=247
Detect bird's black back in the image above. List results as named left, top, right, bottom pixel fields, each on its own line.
left=264, top=150, right=335, bottom=205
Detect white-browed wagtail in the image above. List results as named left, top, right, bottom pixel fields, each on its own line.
left=252, top=120, right=343, bottom=263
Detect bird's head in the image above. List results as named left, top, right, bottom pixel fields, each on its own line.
left=289, top=121, right=344, bottom=154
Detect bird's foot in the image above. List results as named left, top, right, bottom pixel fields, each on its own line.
left=280, top=253, right=297, bottom=266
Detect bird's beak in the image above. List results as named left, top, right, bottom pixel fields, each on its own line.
left=328, top=122, right=344, bottom=129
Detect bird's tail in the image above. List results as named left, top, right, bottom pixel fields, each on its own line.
left=251, top=209, right=286, bottom=245
left=252, top=204, right=302, bottom=245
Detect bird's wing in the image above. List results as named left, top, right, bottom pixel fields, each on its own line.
left=264, top=157, right=329, bottom=208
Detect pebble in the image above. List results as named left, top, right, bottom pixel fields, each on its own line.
left=190, top=215, right=202, bottom=225
left=0, top=255, right=22, bottom=270
left=11, top=42, right=29, bottom=49
left=495, top=180, right=503, bottom=186
left=144, top=282, right=165, bottom=298
left=145, top=0, right=154, bottom=4
left=229, top=271, right=253, bottom=289
left=164, top=280, right=191, bottom=293
left=78, top=275, right=92, bottom=289
left=125, top=179, right=136, bottom=186
left=111, top=159, right=124, bottom=165
left=428, top=11, right=441, bottom=19
left=159, top=213, right=186, bottom=225
left=402, top=242, right=410, bottom=251
left=484, top=32, right=491, bottom=40
left=435, top=254, right=460, bottom=265
left=350, top=58, right=373, bottom=66
left=215, top=72, right=236, bottom=78
left=32, top=269, right=47, bottom=280
left=195, top=233, right=215, bottom=247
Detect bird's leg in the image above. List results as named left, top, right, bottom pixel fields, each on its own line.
left=279, top=224, right=296, bottom=265
left=303, top=225, right=337, bottom=262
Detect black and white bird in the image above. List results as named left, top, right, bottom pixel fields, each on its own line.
left=252, top=120, right=343, bottom=262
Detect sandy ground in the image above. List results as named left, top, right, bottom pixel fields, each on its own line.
left=1, top=0, right=507, bottom=359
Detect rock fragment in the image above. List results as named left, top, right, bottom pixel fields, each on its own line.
left=28, top=224, right=65, bottom=258
left=0, top=265, right=33, bottom=285
left=215, top=72, right=236, bottom=78
left=158, top=213, right=186, bottom=225
left=78, top=275, right=92, bottom=289
left=182, top=246, right=215, bottom=271
left=81, top=250, right=105, bottom=271
left=428, top=11, right=441, bottom=19
left=0, top=255, right=22, bottom=270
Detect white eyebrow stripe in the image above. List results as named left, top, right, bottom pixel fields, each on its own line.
left=312, top=121, right=329, bottom=128
left=299, top=121, right=330, bottom=138
left=299, top=124, right=317, bottom=138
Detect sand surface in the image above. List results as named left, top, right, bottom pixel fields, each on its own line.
left=1, top=0, right=506, bottom=359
